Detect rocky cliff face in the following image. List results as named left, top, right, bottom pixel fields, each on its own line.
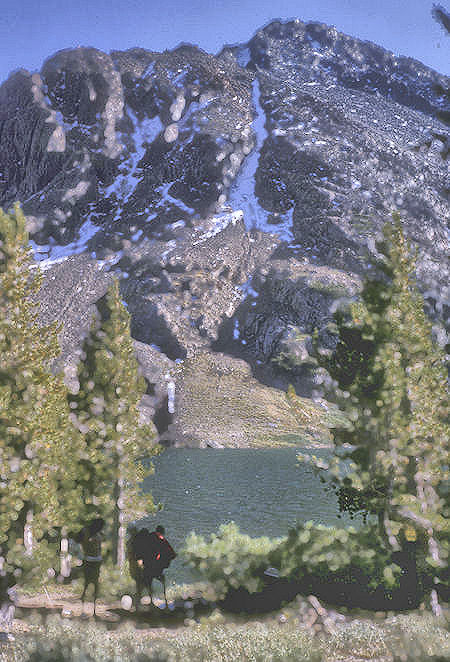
left=1, top=20, right=448, bottom=447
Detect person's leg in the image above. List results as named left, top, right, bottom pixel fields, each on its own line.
left=135, top=569, right=143, bottom=611
left=93, top=579, right=99, bottom=616
left=148, top=577, right=154, bottom=606
left=81, top=569, right=88, bottom=608
left=162, top=574, right=168, bottom=608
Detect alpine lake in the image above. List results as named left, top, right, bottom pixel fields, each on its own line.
left=140, top=445, right=355, bottom=585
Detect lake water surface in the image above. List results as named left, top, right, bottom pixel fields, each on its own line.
left=140, top=447, right=352, bottom=584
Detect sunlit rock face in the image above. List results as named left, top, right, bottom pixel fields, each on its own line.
left=0, top=20, right=448, bottom=445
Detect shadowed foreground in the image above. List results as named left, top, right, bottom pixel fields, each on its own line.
left=1, top=586, right=449, bottom=662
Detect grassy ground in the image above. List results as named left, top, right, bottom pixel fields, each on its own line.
left=2, top=583, right=449, bottom=661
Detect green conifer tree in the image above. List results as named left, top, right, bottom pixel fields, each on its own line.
left=313, top=216, right=448, bottom=591
left=69, top=279, right=157, bottom=567
left=0, top=205, right=83, bottom=605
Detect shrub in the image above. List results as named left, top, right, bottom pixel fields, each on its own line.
left=273, top=521, right=405, bottom=608
left=183, top=522, right=283, bottom=599
left=183, top=519, right=434, bottom=610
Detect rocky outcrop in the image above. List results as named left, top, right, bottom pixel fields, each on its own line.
left=170, top=349, right=337, bottom=448
left=1, top=19, right=448, bottom=446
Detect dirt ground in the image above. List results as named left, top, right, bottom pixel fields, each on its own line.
left=10, top=589, right=213, bottom=634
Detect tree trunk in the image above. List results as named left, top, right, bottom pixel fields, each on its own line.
left=112, top=479, right=119, bottom=565
left=117, top=509, right=126, bottom=569
left=60, top=534, right=71, bottom=578
left=24, top=508, right=33, bottom=556
left=112, top=478, right=126, bottom=569
left=430, top=589, right=442, bottom=617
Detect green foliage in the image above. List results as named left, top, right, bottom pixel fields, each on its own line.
left=0, top=205, right=84, bottom=599
left=183, top=520, right=407, bottom=608
left=185, top=218, right=448, bottom=611
left=275, top=521, right=402, bottom=597
left=68, top=279, right=158, bottom=564
left=0, top=205, right=158, bottom=597
left=184, top=522, right=283, bottom=598
left=312, top=216, right=449, bottom=575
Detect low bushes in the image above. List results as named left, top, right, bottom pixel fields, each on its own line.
left=274, top=521, right=406, bottom=609
left=184, top=522, right=283, bottom=599
left=183, top=521, right=439, bottom=611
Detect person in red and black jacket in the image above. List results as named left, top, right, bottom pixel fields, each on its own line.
left=128, top=524, right=176, bottom=609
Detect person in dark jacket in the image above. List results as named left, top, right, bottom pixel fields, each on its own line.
left=76, top=518, right=104, bottom=616
left=128, top=525, right=176, bottom=609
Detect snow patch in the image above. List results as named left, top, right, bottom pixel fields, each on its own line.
left=47, top=125, right=66, bottom=152
left=161, top=240, right=177, bottom=260
left=170, top=94, right=186, bottom=122
left=238, top=277, right=259, bottom=299
left=30, top=217, right=100, bottom=264
left=104, top=108, right=163, bottom=206
left=238, top=277, right=260, bottom=307
left=143, top=61, right=156, bottom=78
left=226, top=79, right=294, bottom=244
left=155, top=182, right=195, bottom=215
left=97, top=251, right=123, bottom=270
left=193, top=210, right=243, bottom=244
left=62, top=180, right=90, bottom=204
left=131, top=229, right=143, bottom=241
left=164, top=123, right=179, bottom=143
left=167, top=380, right=175, bottom=414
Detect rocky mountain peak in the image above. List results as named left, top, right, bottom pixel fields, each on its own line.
left=225, top=18, right=449, bottom=120
left=1, top=19, right=448, bottom=446
left=42, top=47, right=124, bottom=149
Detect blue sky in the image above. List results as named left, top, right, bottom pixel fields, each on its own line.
left=0, top=0, right=448, bottom=84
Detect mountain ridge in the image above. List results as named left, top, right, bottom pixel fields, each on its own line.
left=0, top=18, right=448, bottom=446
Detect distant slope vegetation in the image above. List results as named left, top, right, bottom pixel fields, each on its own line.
left=0, top=19, right=448, bottom=446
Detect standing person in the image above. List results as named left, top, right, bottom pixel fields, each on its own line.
left=128, top=524, right=176, bottom=609
left=76, top=518, right=104, bottom=616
